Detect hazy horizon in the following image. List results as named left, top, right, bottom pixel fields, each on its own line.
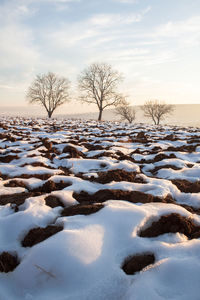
left=0, top=0, right=200, bottom=111
left=1, top=103, right=200, bottom=127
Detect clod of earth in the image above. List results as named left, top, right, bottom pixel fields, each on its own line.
left=33, top=180, right=71, bottom=193
left=0, top=192, right=41, bottom=206
left=62, top=145, right=85, bottom=158
left=151, top=164, right=182, bottom=175
left=22, top=225, right=64, bottom=247
left=172, top=179, right=200, bottom=193
left=61, top=203, right=104, bottom=217
left=90, top=170, right=145, bottom=184
left=4, top=179, right=27, bottom=188
left=45, top=195, right=64, bottom=208
left=122, top=253, right=155, bottom=275
left=0, top=252, right=19, bottom=273
left=0, top=155, right=19, bottom=163
left=139, top=213, right=200, bottom=239
left=73, top=189, right=174, bottom=205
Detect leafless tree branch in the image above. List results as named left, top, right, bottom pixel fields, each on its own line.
left=78, top=63, right=123, bottom=121
left=115, top=98, right=136, bottom=124
left=141, top=100, right=173, bottom=125
left=27, top=72, right=70, bottom=118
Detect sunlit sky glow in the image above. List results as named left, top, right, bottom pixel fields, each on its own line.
left=0, top=0, right=200, bottom=113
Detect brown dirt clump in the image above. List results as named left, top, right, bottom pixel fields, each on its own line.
left=166, top=145, right=197, bottom=153
left=73, top=189, right=174, bottom=205
left=62, top=145, right=85, bottom=158
left=4, top=179, right=27, bottom=188
left=0, top=155, right=19, bottom=163
left=20, top=162, right=53, bottom=168
left=14, top=173, right=52, bottom=180
left=91, top=151, right=116, bottom=159
left=139, top=213, right=200, bottom=239
left=0, top=252, right=19, bottom=273
left=81, top=143, right=105, bottom=151
left=91, top=170, right=145, bottom=184
left=172, top=179, right=200, bottom=193
left=33, top=180, right=71, bottom=193
left=122, top=253, right=155, bottom=275
left=45, top=195, right=64, bottom=208
left=179, top=204, right=200, bottom=215
left=22, top=225, right=64, bottom=247
left=61, top=203, right=104, bottom=217
left=41, top=138, right=52, bottom=150
left=151, top=164, right=182, bottom=175
left=0, top=192, right=40, bottom=207
left=153, top=153, right=176, bottom=162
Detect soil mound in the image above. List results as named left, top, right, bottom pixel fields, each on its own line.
left=151, top=164, right=182, bottom=175
left=172, top=179, right=200, bottom=193
left=62, top=145, right=85, bottom=158
left=122, top=253, right=155, bottom=275
left=73, top=189, right=174, bottom=204
left=92, top=170, right=145, bottom=184
left=34, top=180, right=71, bottom=193
left=0, top=252, right=19, bottom=273
left=0, top=192, right=39, bottom=207
left=0, top=155, right=19, bottom=163
left=45, top=195, right=64, bottom=208
left=61, top=203, right=104, bottom=217
left=4, top=180, right=27, bottom=188
left=22, top=225, right=64, bottom=247
left=139, top=213, right=200, bottom=239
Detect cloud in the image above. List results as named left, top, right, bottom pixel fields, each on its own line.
left=144, top=15, right=200, bottom=49
left=113, top=0, right=139, bottom=3
left=89, top=6, right=151, bottom=27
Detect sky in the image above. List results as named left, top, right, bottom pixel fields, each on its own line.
left=0, top=0, right=200, bottom=114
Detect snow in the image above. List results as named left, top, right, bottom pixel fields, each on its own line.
left=0, top=117, right=200, bottom=299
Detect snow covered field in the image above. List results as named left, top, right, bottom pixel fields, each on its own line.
left=0, top=117, right=200, bottom=300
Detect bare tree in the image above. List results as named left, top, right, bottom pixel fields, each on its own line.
left=78, top=62, right=123, bottom=121
left=141, top=100, right=173, bottom=125
left=27, top=72, right=70, bottom=118
left=115, top=98, right=136, bottom=123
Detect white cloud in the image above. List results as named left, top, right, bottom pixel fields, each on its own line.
left=89, top=6, right=151, bottom=27
left=113, top=0, right=139, bottom=3
left=155, top=16, right=200, bottom=37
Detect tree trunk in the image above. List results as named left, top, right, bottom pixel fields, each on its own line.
left=98, top=109, right=103, bottom=121
left=48, top=111, right=53, bottom=118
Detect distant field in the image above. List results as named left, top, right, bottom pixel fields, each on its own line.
left=0, top=104, right=200, bottom=127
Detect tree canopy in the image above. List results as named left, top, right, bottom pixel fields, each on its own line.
left=27, top=72, right=70, bottom=118
left=78, top=63, right=123, bottom=121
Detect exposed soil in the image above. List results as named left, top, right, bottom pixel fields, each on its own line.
left=0, top=155, right=19, bottom=163
left=0, top=192, right=41, bottom=207
left=62, top=145, right=85, bottom=158
left=4, top=179, right=27, bottom=188
left=10, top=173, right=53, bottom=180
left=172, top=179, right=200, bottom=193
left=153, top=153, right=176, bottom=162
left=122, top=253, right=155, bottom=275
left=73, top=189, right=174, bottom=204
left=165, top=145, right=197, bottom=153
left=61, top=203, right=104, bottom=217
left=22, top=225, right=64, bottom=247
left=20, top=162, right=54, bottom=169
left=45, top=195, right=64, bottom=208
left=0, top=252, right=19, bottom=273
left=90, top=170, right=145, bottom=184
left=33, top=180, right=71, bottom=193
left=139, top=213, right=200, bottom=239
left=151, top=164, right=182, bottom=175
left=180, top=204, right=200, bottom=215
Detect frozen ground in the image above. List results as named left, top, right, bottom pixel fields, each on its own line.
left=0, top=117, right=200, bottom=300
